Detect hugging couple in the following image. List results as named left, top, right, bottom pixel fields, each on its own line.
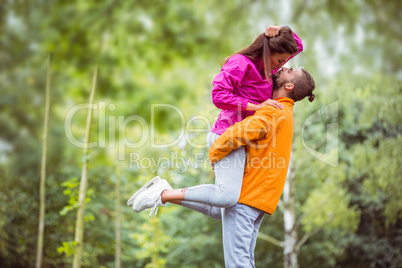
left=127, top=25, right=316, bottom=267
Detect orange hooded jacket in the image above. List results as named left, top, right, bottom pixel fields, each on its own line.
left=209, top=97, right=294, bottom=215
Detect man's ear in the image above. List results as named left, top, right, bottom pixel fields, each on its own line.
left=284, top=83, right=294, bottom=91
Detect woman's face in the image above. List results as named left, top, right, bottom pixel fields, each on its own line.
left=270, top=53, right=291, bottom=70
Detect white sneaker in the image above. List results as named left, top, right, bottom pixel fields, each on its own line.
left=127, top=176, right=162, bottom=207
left=131, top=177, right=172, bottom=217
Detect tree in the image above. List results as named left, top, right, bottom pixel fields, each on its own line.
left=115, top=165, right=121, bottom=268
left=72, top=67, right=98, bottom=268
left=36, top=54, right=52, bottom=268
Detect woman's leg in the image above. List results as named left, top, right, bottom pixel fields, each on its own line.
left=160, top=190, right=223, bottom=220
left=180, top=201, right=222, bottom=220
left=161, top=131, right=245, bottom=217
left=183, top=145, right=245, bottom=208
left=161, top=190, right=223, bottom=220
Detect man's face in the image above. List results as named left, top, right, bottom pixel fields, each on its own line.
left=273, top=67, right=303, bottom=89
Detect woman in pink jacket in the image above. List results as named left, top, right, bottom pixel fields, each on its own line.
left=128, top=26, right=303, bottom=216
left=211, top=26, right=302, bottom=134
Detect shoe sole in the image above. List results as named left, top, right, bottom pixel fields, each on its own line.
left=132, top=179, right=173, bottom=213
left=127, top=176, right=161, bottom=206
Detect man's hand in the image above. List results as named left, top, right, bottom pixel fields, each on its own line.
left=260, top=99, right=284, bottom=109
left=265, top=26, right=281, bottom=37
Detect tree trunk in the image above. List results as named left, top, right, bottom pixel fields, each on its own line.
left=35, top=54, right=52, bottom=268
left=151, top=217, right=159, bottom=268
left=115, top=165, right=121, bottom=268
left=72, top=67, right=98, bottom=268
left=283, top=146, right=299, bottom=268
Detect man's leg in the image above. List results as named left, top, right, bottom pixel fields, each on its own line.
left=222, top=203, right=262, bottom=268
left=249, top=210, right=264, bottom=267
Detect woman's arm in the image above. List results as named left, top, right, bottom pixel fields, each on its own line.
left=292, top=31, right=304, bottom=54
left=211, top=55, right=257, bottom=111
left=247, top=99, right=284, bottom=111
left=212, top=55, right=284, bottom=111
left=266, top=26, right=304, bottom=74
left=265, top=26, right=303, bottom=53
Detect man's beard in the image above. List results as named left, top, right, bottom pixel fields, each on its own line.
left=272, top=69, right=286, bottom=90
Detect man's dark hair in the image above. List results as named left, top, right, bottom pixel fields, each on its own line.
left=287, top=68, right=316, bottom=102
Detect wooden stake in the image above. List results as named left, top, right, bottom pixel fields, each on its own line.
left=72, top=66, right=98, bottom=268
left=35, top=54, right=52, bottom=268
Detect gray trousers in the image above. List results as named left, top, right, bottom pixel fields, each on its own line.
left=182, top=131, right=245, bottom=219
left=182, top=132, right=265, bottom=267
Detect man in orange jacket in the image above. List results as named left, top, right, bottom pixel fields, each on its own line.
left=207, top=67, right=315, bottom=266
left=128, top=67, right=315, bottom=267
left=209, top=67, right=315, bottom=215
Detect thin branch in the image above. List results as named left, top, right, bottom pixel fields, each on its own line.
left=295, top=215, right=334, bottom=251
left=292, top=188, right=340, bottom=232
left=72, top=66, right=98, bottom=268
left=257, top=233, right=284, bottom=248
left=115, top=165, right=121, bottom=268
left=35, top=54, right=52, bottom=268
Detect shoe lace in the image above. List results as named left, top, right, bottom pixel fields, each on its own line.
left=149, top=196, right=164, bottom=218
left=149, top=203, right=159, bottom=218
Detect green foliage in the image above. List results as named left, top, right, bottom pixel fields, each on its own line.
left=301, top=180, right=360, bottom=235
left=295, top=75, right=402, bottom=267
left=0, top=0, right=401, bottom=267
left=129, top=215, right=170, bottom=267
left=59, top=177, right=95, bottom=221
left=57, top=241, right=78, bottom=257
left=341, top=77, right=402, bottom=223
left=364, top=137, right=402, bottom=226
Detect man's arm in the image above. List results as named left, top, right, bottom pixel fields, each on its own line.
left=209, top=112, right=271, bottom=163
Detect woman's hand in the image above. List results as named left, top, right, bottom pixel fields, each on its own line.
left=265, top=26, right=281, bottom=37
left=246, top=99, right=284, bottom=111
left=260, top=99, right=284, bottom=109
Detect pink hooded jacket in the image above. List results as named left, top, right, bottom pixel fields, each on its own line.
left=210, top=32, right=303, bottom=135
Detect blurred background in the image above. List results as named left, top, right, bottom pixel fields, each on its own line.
left=0, top=0, right=401, bottom=267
